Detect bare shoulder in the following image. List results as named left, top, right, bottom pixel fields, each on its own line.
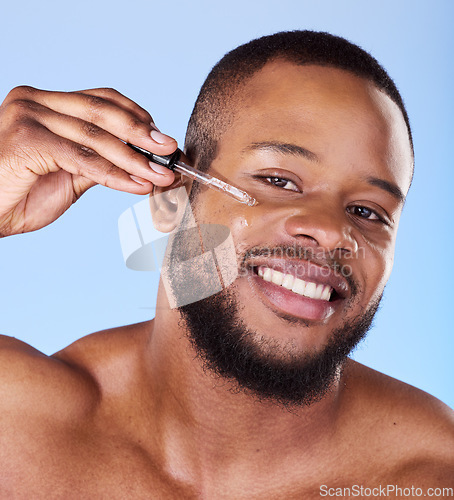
left=345, top=360, right=454, bottom=427
left=53, top=320, right=151, bottom=394
left=343, top=360, right=454, bottom=484
left=0, top=320, right=150, bottom=421
left=0, top=333, right=99, bottom=421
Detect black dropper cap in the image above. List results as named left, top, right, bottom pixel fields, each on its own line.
left=127, top=143, right=181, bottom=171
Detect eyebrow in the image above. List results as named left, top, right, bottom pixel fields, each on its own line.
left=245, top=141, right=318, bottom=162
left=366, top=177, right=405, bottom=203
left=245, top=141, right=405, bottom=202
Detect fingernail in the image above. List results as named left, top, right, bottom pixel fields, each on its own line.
left=130, top=175, right=151, bottom=186
left=150, top=129, right=174, bottom=144
left=149, top=161, right=171, bottom=175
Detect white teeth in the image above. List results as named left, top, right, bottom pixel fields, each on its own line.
left=282, top=274, right=294, bottom=290
left=291, top=278, right=306, bottom=295
left=263, top=268, right=272, bottom=282
left=304, top=282, right=316, bottom=299
left=256, top=266, right=333, bottom=302
left=321, top=286, right=331, bottom=301
left=314, top=283, right=324, bottom=300
left=271, top=270, right=284, bottom=286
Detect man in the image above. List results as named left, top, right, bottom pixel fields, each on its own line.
left=0, top=31, right=452, bottom=498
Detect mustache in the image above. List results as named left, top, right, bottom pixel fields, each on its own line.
left=240, top=244, right=359, bottom=297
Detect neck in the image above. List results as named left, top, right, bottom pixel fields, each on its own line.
left=138, top=291, right=346, bottom=484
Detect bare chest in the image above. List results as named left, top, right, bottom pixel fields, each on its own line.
left=0, top=418, right=419, bottom=500
left=0, top=428, right=188, bottom=499
left=0, top=433, right=334, bottom=500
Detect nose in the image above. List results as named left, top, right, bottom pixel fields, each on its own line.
left=283, top=198, right=358, bottom=256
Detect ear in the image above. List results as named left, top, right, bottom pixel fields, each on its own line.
left=149, top=174, right=194, bottom=233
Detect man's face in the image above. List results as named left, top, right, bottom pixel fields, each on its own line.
left=177, top=61, right=413, bottom=404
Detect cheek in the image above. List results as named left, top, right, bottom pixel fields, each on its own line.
left=356, top=234, right=396, bottom=302
left=225, top=202, right=288, bottom=253
left=194, top=194, right=261, bottom=256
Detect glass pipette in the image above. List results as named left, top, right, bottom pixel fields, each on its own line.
left=127, top=143, right=257, bottom=207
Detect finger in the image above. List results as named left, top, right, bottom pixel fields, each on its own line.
left=56, top=138, right=156, bottom=195
left=15, top=120, right=158, bottom=195
left=74, top=88, right=153, bottom=124
left=71, top=174, right=97, bottom=199
left=6, top=86, right=178, bottom=155
left=26, top=100, right=175, bottom=186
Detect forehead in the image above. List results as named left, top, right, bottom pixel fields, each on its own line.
left=219, top=61, right=413, bottom=194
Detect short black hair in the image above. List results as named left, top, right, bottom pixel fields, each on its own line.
left=184, top=30, right=413, bottom=177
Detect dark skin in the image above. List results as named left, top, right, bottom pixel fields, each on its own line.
left=0, top=64, right=453, bottom=499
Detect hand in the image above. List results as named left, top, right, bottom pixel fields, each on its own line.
left=0, top=86, right=177, bottom=236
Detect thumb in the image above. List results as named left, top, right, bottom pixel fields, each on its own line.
left=72, top=175, right=97, bottom=199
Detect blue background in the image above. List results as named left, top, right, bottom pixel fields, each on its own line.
left=0, top=0, right=452, bottom=407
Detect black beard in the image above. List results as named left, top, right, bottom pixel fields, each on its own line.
left=178, top=283, right=381, bottom=409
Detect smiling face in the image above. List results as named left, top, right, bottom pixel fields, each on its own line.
left=176, top=61, right=413, bottom=403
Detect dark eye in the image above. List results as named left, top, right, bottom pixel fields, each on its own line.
left=347, top=206, right=382, bottom=222
left=264, top=176, right=300, bottom=192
